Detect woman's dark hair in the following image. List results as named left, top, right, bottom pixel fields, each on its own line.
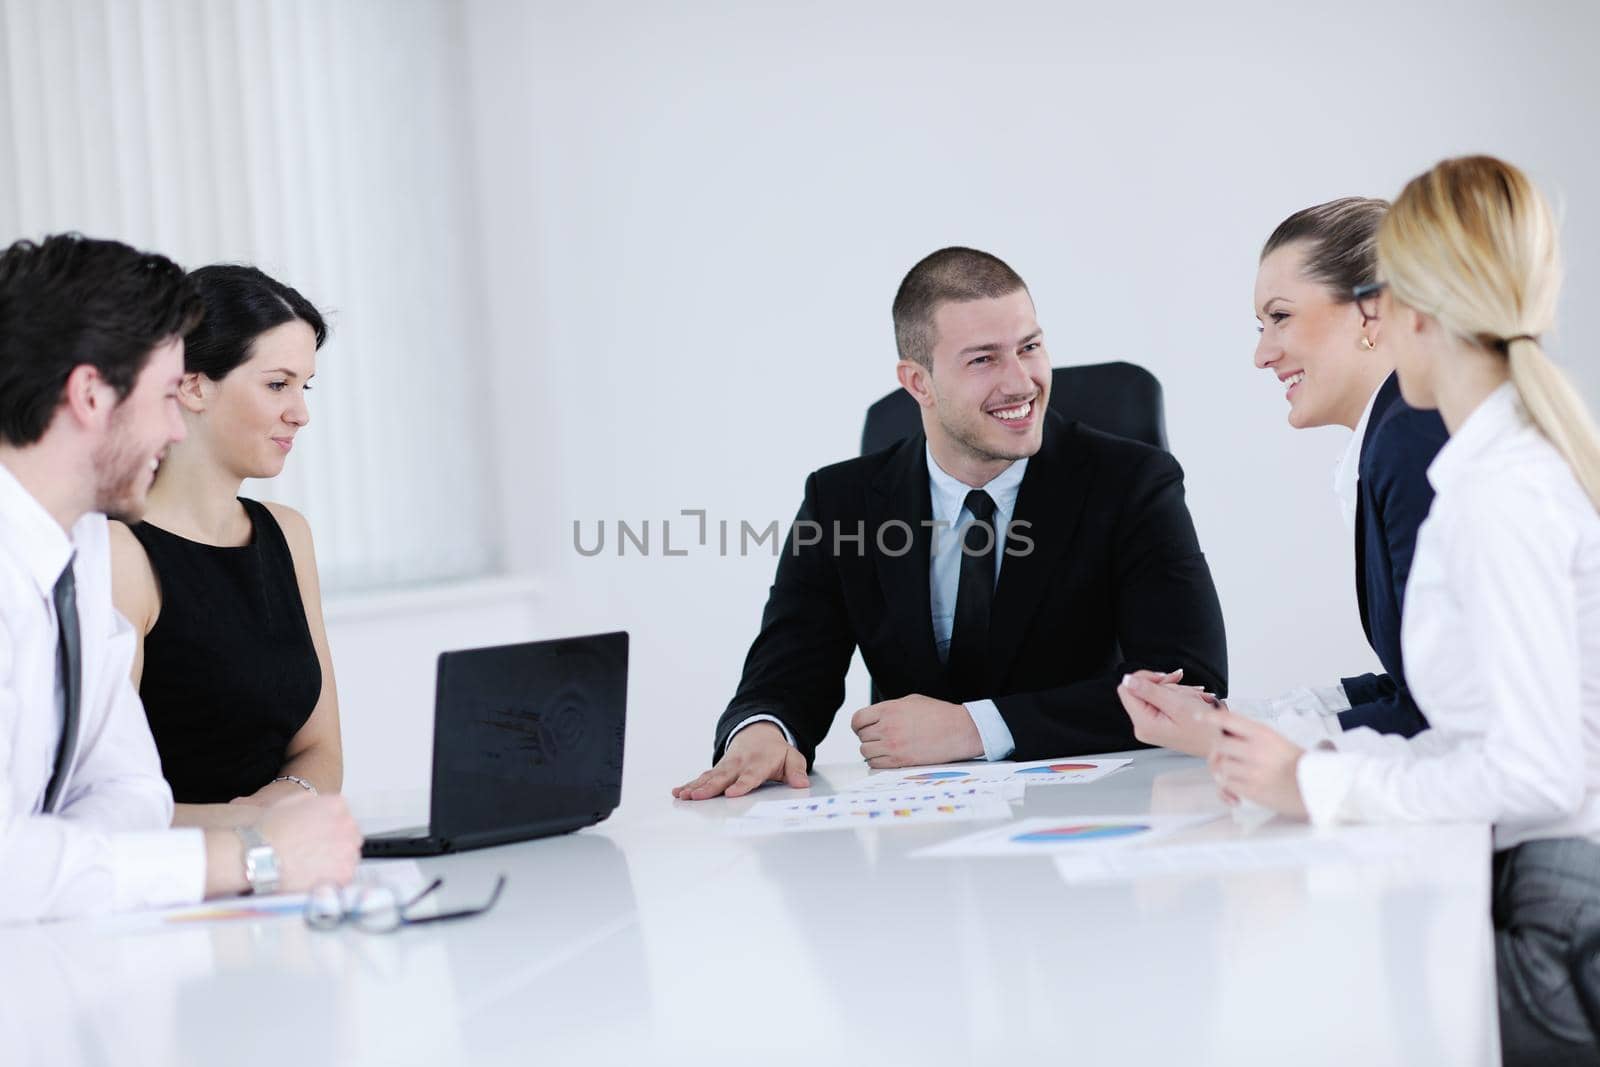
left=1260, top=197, right=1389, bottom=302
left=0, top=233, right=204, bottom=446
left=184, top=264, right=327, bottom=380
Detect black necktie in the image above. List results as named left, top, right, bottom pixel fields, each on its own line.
left=948, top=489, right=998, bottom=701
left=43, top=555, right=81, bottom=814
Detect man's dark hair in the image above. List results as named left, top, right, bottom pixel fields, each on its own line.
left=892, top=246, right=1028, bottom=369
left=1260, top=197, right=1389, bottom=301
left=0, top=233, right=204, bottom=446
left=184, top=264, right=328, bottom=381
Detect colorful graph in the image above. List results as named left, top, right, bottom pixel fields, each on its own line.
left=164, top=897, right=306, bottom=923
left=1011, top=823, right=1150, bottom=843
left=785, top=804, right=980, bottom=823
left=1015, top=763, right=1099, bottom=775
left=904, top=770, right=972, bottom=782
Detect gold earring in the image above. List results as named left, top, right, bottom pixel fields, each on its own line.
left=1360, top=336, right=1375, bottom=351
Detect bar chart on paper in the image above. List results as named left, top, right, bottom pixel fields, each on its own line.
left=740, top=787, right=1017, bottom=819
left=726, top=787, right=1016, bottom=834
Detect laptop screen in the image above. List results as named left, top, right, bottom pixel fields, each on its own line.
left=428, top=631, right=628, bottom=838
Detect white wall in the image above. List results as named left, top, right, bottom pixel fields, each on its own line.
left=342, top=0, right=1600, bottom=801
left=325, top=581, right=538, bottom=800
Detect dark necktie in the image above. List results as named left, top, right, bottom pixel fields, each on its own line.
left=947, top=489, right=998, bottom=701
left=43, top=555, right=81, bottom=814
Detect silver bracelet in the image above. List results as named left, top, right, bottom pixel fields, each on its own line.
left=272, top=774, right=318, bottom=796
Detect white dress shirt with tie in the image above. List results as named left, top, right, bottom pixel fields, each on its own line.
left=730, top=447, right=1029, bottom=761
left=0, top=462, right=204, bottom=922
left=1298, top=383, right=1600, bottom=850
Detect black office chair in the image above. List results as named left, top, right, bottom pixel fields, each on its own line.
left=860, top=360, right=1169, bottom=456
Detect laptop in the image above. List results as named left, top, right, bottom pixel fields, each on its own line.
left=362, top=631, right=628, bottom=858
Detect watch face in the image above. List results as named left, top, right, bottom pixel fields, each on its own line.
left=245, top=845, right=281, bottom=893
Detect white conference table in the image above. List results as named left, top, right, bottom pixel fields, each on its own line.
left=2, top=749, right=1499, bottom=1067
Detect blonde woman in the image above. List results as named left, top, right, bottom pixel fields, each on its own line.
left=1126, top=156, right=1600, bottom=1063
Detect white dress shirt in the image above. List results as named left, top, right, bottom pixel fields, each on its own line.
left=1298, top=383, right=1600, bottom=850
left=1225, top=383, right=1385, bottom=743
left=730, top=449, right=1028, bottom=761
left=0, top=462, right=204, bottom=922
left=926, top=448, right=1025, bottom=760
left=1332, top=382, right=1383, bottom=533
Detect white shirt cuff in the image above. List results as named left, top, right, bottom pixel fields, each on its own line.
left=1229, top=683, right=1351, bottom=720
left=963, top=699, right=1015, bottom=761
left=1227, top=683, right=1349, bottom=745
left=1271, top=711, right=1343, bottom=750
left=110, top=829, right=207, bottom=912
left=1296, top=749, right=1358, bottom=828
left=1305, top=682, right=1353, bottom=716
left=728, top=714, right=796, bottom=750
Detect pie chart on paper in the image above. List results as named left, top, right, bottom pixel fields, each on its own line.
left=1015, top=763, right=1099, bottom=775
left=1011, top=823, right=1150, bottom=843
left=903, top=771, right=972, bottom=783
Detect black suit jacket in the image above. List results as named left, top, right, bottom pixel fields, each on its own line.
left=1340, top=372, right=1448, bottom=736
left=713, top=411, right=1229, bottom=765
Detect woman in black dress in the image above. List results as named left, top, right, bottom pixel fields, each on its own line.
left=110, top=265, right=341, bottom=827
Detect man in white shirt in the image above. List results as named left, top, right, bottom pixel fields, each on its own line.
left=0, top=233, right=360, bottom=922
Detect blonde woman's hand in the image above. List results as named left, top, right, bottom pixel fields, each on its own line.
left=1206, top=709, right=1308, bottom=819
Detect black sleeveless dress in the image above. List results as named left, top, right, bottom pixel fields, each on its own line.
left=130, top=498, right=322, bottom=803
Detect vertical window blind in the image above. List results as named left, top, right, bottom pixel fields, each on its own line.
left=0, top=0, right=500, bottom=592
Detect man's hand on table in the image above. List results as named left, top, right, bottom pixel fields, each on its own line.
left=672, top=722, right=810, bottom=800
left=851, top=694, right=982, bottom=768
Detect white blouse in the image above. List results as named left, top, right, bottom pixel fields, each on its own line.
left=1298, top=382, right=1600, bottom=850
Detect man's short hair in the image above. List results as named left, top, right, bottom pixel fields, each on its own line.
left=0, top=233, right=204, bottom=446
left=891, top=246, right=1028, bottom=369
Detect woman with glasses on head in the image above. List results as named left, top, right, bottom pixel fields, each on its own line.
left=109, top=265, right=342, bottom=828
left=1119, top=197, right=1448, bottom=756
left=1131, top=155, right=1600, bottom=1065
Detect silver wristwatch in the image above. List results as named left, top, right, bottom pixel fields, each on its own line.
left=236, top=826, right=281, bottom=896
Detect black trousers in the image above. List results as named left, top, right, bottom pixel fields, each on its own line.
left=1495, top=836, right=1600, bottom=1066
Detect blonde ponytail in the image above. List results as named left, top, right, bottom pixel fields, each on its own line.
left=1379, top=155, right=1600, bottom=512
left=1507, top=338, right=1600, bottom=511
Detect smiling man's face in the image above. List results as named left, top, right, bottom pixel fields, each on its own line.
left=93, top=337, right=187, bottom=522
left=921, top=289, right=1050, bottom=475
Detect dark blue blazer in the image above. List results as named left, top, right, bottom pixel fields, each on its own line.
left=1337, top=372, right=1449, bottom=736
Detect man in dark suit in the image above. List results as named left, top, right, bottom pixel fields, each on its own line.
left=674, top=247, right=1227, bottom=800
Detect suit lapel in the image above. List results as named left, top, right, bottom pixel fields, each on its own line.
left=1354, top=492, right=1372, bottom=641
left=986, top=413, right=1091, bottom=685
left=869, top=434, right=946, bottom=686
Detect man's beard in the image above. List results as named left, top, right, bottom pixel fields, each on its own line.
left=91, top=419, right=153, bottom=523
left=936, top=408, right=1039, bottom=465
